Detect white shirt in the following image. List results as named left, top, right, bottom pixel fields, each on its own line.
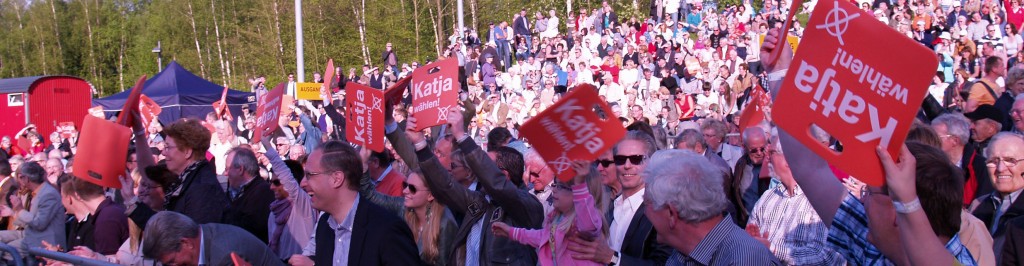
left=609, top=188, right=646, bottom=251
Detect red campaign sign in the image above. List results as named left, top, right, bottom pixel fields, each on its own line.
left=520, top=84, right=627, bottom=182
left=321, top=59, right=335, bottom=100
left=410, top=58, right=460, bottom=131
left=345, top=82, right=386, bottom=152
left=738, top=85, right=771, bottom=131
left=139, top=94, right=162, bottom=131
left=73, top=115, right=132, bottom=188
left=773, top=0, right=937, bottom=186
left=253, top=83, right=286, bottom=144
left=57, top=122, right=75, bottom=140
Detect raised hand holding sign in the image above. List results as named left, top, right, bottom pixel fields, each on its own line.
left=520, top=84, right=626, bottom=182
left=772, top=0, right=938, bottom=186
left=73, top=75, right=148, bottom=188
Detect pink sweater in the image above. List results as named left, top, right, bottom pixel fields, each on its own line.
left=509, top=183, right=604, bottom=266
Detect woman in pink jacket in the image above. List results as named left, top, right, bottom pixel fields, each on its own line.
left=492, top=161, right=604, bottom=266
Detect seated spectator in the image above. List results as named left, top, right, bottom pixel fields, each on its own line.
left=58, top=176, right=128, bottom=256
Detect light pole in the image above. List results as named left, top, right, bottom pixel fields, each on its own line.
left=152, top=41, right=163, bottom=72
left=295, top=0, right=305, bottom=82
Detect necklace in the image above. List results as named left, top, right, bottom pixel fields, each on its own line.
left=548, top=214, right=563, bottom=266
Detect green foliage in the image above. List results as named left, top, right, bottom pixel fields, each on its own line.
left=0, top=0, right=653, bottom=97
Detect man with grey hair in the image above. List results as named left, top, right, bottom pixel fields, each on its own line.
left=288, top=144, right=306, bottom=161
left=1011, top=95, right=1024, bottom=134
left=642, top=149, right=779, bottom=264
left=731, top=127, right=770, bottom=224
left=142, top=211, right=281, bottom=266
left=746, top=128, right=845, bottom=265
left=0, top=162, right=64, bottom=260
left=933, top=113, right=994, bottom=205
left=969, top=133, right=1024, bottom=257
left=43, top=158, right=64, bottom=186
left=675, top=129, right=731, bottom=178
left=222, top=147, right=274, bottom=243
left=701, top=119, right=744, bottom=169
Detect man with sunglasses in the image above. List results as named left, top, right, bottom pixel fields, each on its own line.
left=568, top=131, right=671, bottom=265
left=731, top=127, right=770, bottom=225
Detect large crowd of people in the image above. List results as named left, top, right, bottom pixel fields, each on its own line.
left=0, top=0, right=1023, bottom=265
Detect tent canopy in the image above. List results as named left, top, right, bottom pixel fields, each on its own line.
left=94, top=61, right=255, bottom=124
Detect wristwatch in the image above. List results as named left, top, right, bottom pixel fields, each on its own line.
left=609, top=251, right=620, bottom=266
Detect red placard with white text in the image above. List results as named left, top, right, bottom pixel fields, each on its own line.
left=773, top=0, right=937, bottom=186
left=139, top=94, right=162, bottom=131
left=253, top=83, right=286, bottom=143
left=345, top=82, right=386, bottom=152
left=410, top=58, right=460, bottom=131
left=520, top=84, right=626, bottom=182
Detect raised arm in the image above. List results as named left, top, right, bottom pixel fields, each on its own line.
left=358, top=170, right=405, bottom=217
left=761, top=27, right=847, bottom=226
left=447, top=109, right=544, bottom=228
left=130, top=111, right=156, bottom=170
left=879, top=145, right=959, bottom=265
left=406, top=117, right=483, bottom=214
left=261, top=138, right=309, bottom=205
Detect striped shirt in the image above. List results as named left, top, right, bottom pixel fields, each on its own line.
left=748, top=184, right=845, bottom=265
left=667, top=214, right=781, bottom=266
left=828, top=193, right=978, bottom=265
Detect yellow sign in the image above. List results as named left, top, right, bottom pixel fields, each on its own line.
left=296, top=83, right=323, bottom=100
left=759, top=34, right=801, bottom=53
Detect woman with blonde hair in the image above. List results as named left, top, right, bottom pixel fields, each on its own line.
left=360, top=168, right=457, bottom=265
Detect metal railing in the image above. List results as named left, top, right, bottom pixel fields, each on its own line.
left=27, top=247, right=118, bottom=266
left=0, top=243, right=22, bottom=266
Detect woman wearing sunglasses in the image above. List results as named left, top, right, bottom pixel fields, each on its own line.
left=359, top=168, right=458, bottom=265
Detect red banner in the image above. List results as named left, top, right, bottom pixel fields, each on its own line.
left=410, top=58, right=460, bottom=131
left=253, top=83, right=286, bottom=143
left=139, top=94, right=162, bottom=131
left=520, top=84, right=626, bottom=182
left=773, top=0, right=937, bottom=186
left=345, top=82, right=386, bottom=152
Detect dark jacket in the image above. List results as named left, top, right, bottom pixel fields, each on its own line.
left=513, top=16, right=530, bottom=36
left=605, top=200, right=672, bottom=265
left=416, top=137, right=544, bottom=265
left=222, top=176, right=274, bottom=243
left=311, top=196, right=424, bottom=265
left=1001, top=215, right=1024, bottom=265
left=201, top=223, right=284, bottom=266
left=972, top=192, right=1024, bottom=259
left=962, top=145, right=995, bottom=206
left=130, top=161, right=228, bottom=229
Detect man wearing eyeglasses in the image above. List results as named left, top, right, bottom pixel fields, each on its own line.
left=731, top=127, right=769, bottom=225
left=969, top=133, right=1024, bottom=259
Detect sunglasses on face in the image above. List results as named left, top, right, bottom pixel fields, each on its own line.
left=403, top=182, right=425, bottom=194
left=748, top=146, right=767, bottom=154
left=613, top=155, right=646, bottom=166
left=595, top=159, right=614, bottom=168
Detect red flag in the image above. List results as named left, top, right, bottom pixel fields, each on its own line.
left=321, top=59, right=336, bottom=101
left=738, top=85, right=770, bottom=131
left=139, top=94, right=162, bottom=131
left=213, top=86, right=232, bottom=119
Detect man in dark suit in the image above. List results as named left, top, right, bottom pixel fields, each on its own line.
left=513, top=9, right=531, bottom=50
left=404, top=111, right=544, bottom=266
left=569, top=131, right=672, bottom=265
left=288, top=141, right=421, bottom=266
left=221, top=147, right=274, bottom=243
left=142, top=211, right=283, bottom=266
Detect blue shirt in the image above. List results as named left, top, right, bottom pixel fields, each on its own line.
left=667, top=214, right=780, bottom=265
left=828, top=193, right=977, bottom=265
